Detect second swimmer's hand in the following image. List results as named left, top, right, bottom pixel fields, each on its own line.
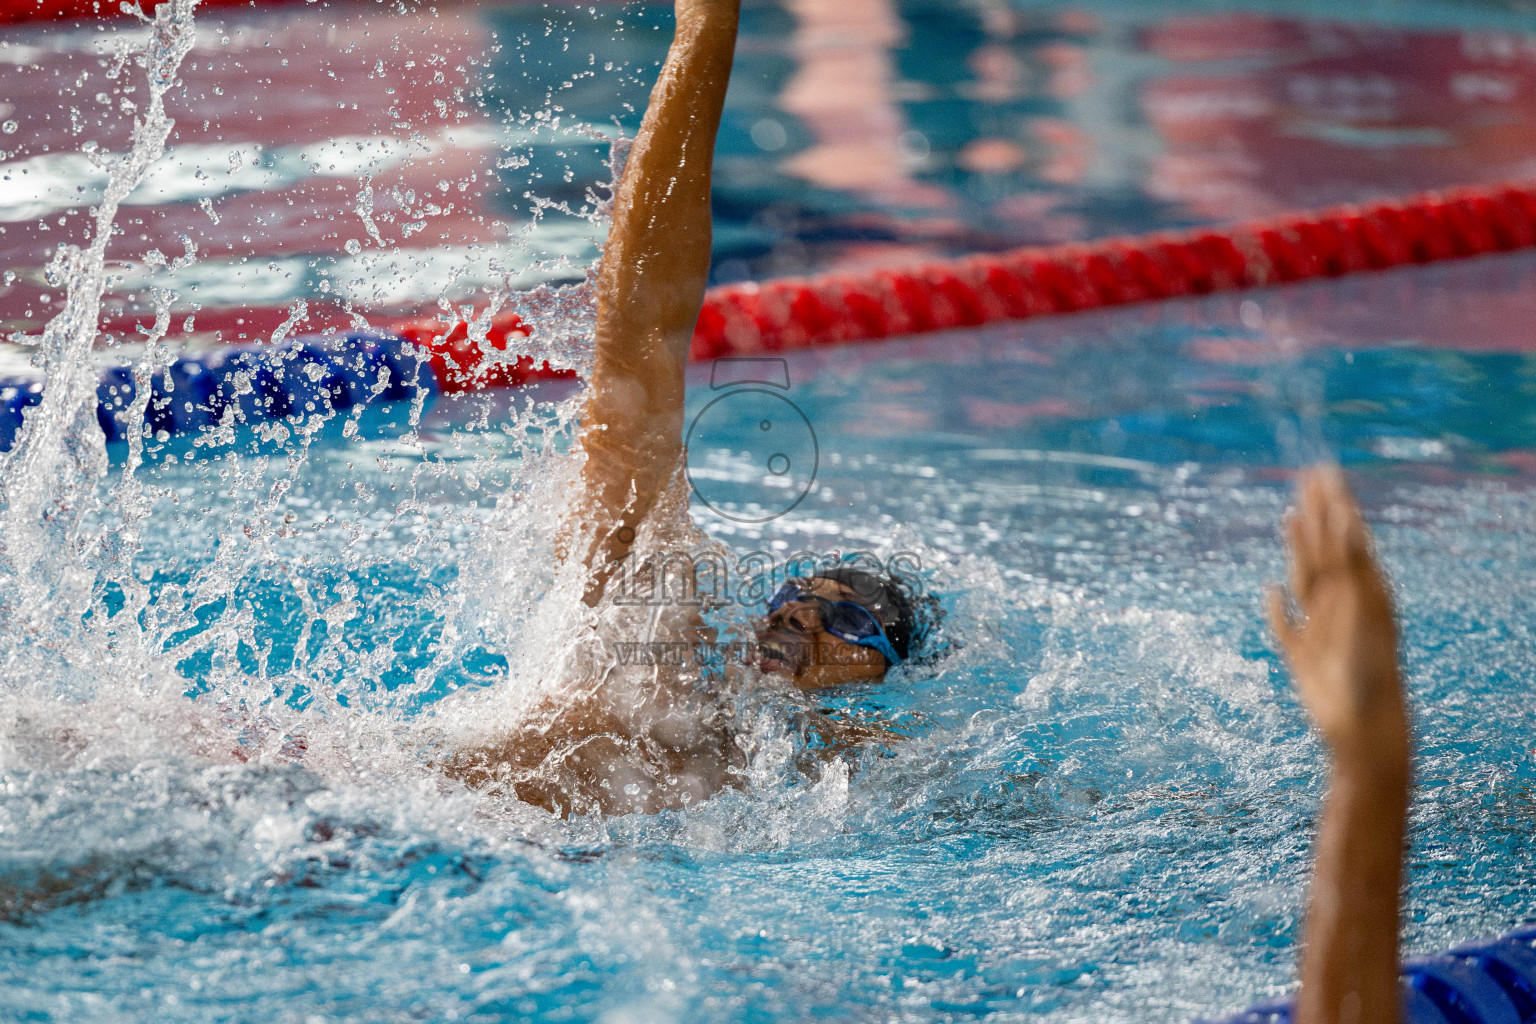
left=1267, top=466, right=1407, bottom=774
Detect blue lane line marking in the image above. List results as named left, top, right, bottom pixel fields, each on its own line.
left=1199, top=932, right=1536, bottom=1024
left=0, top=332, right=438, bottom=452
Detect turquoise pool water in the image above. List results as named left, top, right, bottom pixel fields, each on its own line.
left=3, top=248, right=1535, bottom=1022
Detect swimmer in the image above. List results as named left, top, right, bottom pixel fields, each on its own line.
left=445, top=0, right=925, bottom=816
left=1270, top=466, right=1410, bottom=1024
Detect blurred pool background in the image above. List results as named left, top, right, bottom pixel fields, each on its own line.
left=6, top=0, right=1536, bottom=336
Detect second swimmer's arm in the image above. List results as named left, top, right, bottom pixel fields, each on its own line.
left=573, top=0, right=740, bottom=600
left=1269, top=467, right=1410, bottom=1024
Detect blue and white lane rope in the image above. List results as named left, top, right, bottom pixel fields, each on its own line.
left=1202, top=928, right=1536, bottom=1024
left=0, top=332, right=437, bottom=452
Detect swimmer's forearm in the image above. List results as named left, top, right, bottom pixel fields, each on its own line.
left=574, top=0, right=739, bottom=590
left=1294, top=740, right=1409, bottom=1024
left=1272, top=468, right=1411, bottom=1024
left=587, top=0, right=739, bottom=430
left=585, top=0, right=738, bottom=438
left=593, top=0, right=739, bottom=364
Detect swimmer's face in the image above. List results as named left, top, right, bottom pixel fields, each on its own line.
left=754, top=577, right=889, bottom=689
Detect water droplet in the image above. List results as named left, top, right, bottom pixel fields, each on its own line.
left=750, top=118, right=787, bottom=152
left=1, top=121, right=17, bottom=135
left=344, top=239, right=362, bottom=255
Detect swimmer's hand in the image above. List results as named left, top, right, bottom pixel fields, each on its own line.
left=1268, top=465, right=1408, bottom=1024
left=793, top=708, right=905, bottom=760
left=1267, top=465, right=1407, bottom=771
left=821, top=715, right=905, bottom=753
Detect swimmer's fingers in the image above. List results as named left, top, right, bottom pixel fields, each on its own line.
left=1284, top=508, right=1317, bottom=606
left=1288, top=465, right=1365, bottom=602
left=1308, top=464, right=1379, bottom=571
left=1298, top=468, right=1335, bottom=578
left=1310, top=465, right=1355, bottom=561
left=1310, top=466, right=1387, bottom=603
left=1322, top=468, right=1376, bottom=573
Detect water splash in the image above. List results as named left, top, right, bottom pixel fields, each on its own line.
left=0, top=0, right=199, bottom=694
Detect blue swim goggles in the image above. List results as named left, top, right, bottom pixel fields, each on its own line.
left=766, top=579, right=904, bottom=666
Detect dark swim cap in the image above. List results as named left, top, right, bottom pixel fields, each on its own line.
left=811, top=566, right=919, bottom=663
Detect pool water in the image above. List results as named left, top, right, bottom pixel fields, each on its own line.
left=4, top=246, right=1536, bottom=1023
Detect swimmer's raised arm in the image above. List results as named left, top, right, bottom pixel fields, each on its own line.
left=573, top=0, right=741, bottom=599
left=1268, top=466, right=1410, bottom=1024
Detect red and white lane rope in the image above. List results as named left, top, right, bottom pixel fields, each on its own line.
left=388, top=179, right=1536, bottom=393
left=686, top=180, right=1536, bottom=358
left=7, top=174, right=1536, bottom=445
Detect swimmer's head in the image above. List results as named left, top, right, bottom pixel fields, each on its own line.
left=754, top=566, right=921, bottom=689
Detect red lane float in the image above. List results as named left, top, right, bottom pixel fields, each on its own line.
left=7, top=179, right=1536, bottom=448
left=40, top=178, right=1536, bottom=395
left=684, top=181, right=1536, bottom=361
left=392, top=179, right=1536, bottom=383
left=393, top=316, right=554, bottom=393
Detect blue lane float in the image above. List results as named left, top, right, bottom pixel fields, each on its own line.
left=0, top=377, right=44, bottom=452
left=1202, top=929, right=1536, bottom=1024
left=0, top=332, right=437, bottom=452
